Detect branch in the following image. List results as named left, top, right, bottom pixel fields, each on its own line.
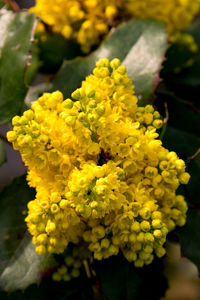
left=188, top=148, right=200, bottom=161
left=160, top=102, right=169, bottom=141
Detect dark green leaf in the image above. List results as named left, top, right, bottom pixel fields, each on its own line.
left=0, top=233, right=54, bottom=292
left=95, top=255, right=168, bottom=300
left=37, top=33, right=82, bottom=73
left=155, top=89, right=200, bottom=161
left=0, top=9, right=36, bottom=124
left=178, top=208, right=200, bottom=272
left=0, top=176, right=54, bottom=292
left=162, top=43, right=196, bottom=75
left=0, top=175, right=35, bottom=275
left=185, top=154, right=200, bottom=205
left=156, top=91, right=200, bottom=136
left=162, top=126, right=200, bottom=160
left=53, top=19, right=167, bottom=105
left=0, top=139, right=6, bottom=166
left=161, top=20, right=200, bottom=89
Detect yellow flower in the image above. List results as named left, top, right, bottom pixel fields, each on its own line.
left=8, top=58, right=189, bottom=268
left=30, top=0, right=200, bottom=52
left=125, top=0, right=200, bottom=34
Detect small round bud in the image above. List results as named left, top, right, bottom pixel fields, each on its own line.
left=63, top=274, right=71, bottom=281
left=36, top=245, right=46, bottom=255
left=134, top=259, right=144, bottom=267
left=152, top=211, right=162, bottom=220
left=46, top=221, right=56, bottom=233
left=63, top=99, right=74, bottom=109
left=71, top=268, right=80, bottom=278
left=110, top=58, right=120, bottom=69
left=51, top=204, right=60, bottom=214
left=7, top=131, right=17, bottom=142
left=153, top=229, right=162, bottom=238
left=65, top=116, right=76, bottom=127
left=152, top=219, right=162, bottom=229
left=153, top=120, right=163, bottom=129
left=37, top=222, right=46, bottom=233
left=24, top=110, right=34, bottom=120
left=155, top=247, right=166, bottom=258
left=131, top=222, right=140, bottom=232
left=105, top=5, right=117, bottom=18
left=52, top=273, right=62, bottom=281
left=65, top=256, right=74, bottom=266
left=96, top=58, right=110, bottom=68
left=140, top=221, right=151, bottom=232
left=12, top=116, right=21, bottom=126
left=179, top=172, right=190, bottom=184
left=72, top=89, right=82, bottom=100
left=58, top=266, right=67, bottom=275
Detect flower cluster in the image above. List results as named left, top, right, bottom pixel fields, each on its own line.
left=30, top=0, right=123, bottom=53
left=125, top=0, right=200, bottom=34
left=52, top=244, right=88, bottom=281
left=7, top=58, right=190, bottom=268
left=52, top=256, right=81, bottom=282
left=169, top=31, right=198, bottom=53
left=30, top=0, right=200, bottom=52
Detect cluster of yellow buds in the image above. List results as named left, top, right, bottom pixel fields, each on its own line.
left=30, top=0, right=122, bottom=53
left=30, top=0, right=200, bottom=52
left=135, top=105, right=163, bottom=132
left=125, top=0, right=200, bottom=34
left=52, top=257, right=81, bottom=282
left=52, top=243, right=90, bottom=281
left=7, top=58, right=190, bottom=267
left=169, top=31, right=198, bottom=53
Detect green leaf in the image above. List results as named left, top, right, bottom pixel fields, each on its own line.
left=37, top=33, right=82, bottom=73
left=155, top=90, right=199, bottom=160
left=0, top=139, right=6, bottom=166
left=185, top=154, right=200, bottom=205
left=95, top=255, right=141, bottom=300
left=161, top=20, right=200, bottom=89
left=53, top=19, right=167, bottom=105
left=0, top=176, right=35, bottom=275
left=162, top=126, right=200, bottom=160
left=0, top=233, right=54, bottom=292
left=173, top=55, right=200, bottom=87
left=0, top=9, right=36, bottom=124
left=0, top=176, right=54, bottom=292
left=178, top=208, right=200, bottom=272
left=95, top=255, right=168, bottom=300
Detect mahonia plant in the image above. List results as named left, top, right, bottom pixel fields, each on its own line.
left=7, top=58, right=190, bottom=270
left=30, top=0, right=200, bottom=52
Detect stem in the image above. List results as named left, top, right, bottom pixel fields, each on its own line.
left=83, top=259, right=91, bottom=278
left=188, top=148, right=200, bottom=161
left=160, top=102, right=169, bottom=141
